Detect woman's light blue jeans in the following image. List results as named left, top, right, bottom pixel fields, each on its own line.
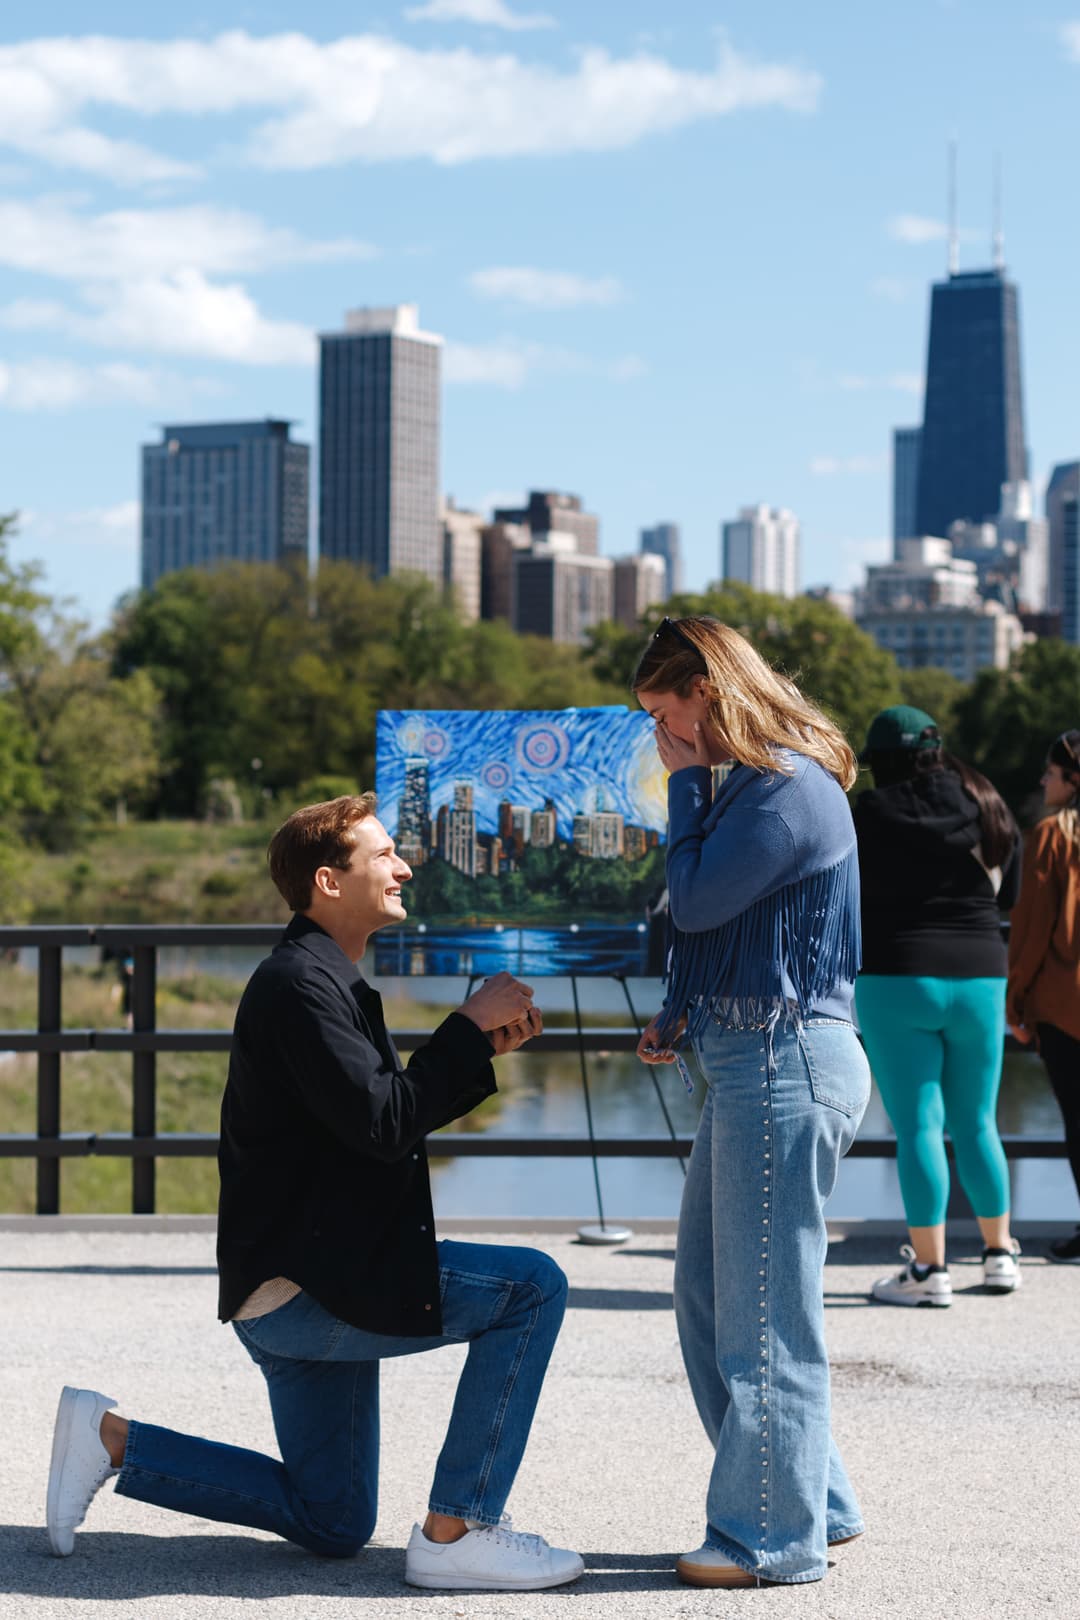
left=675, top=1016, right=871, bottom=1583
left=114, top=1240, right=567, bottom=1557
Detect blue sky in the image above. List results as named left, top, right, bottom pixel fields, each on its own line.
left=3, top=2, right=1080, bottom=625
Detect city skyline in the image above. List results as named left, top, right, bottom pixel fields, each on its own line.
left=5, top=5, right=1080, bottom=625
left=376, top=708, right=669, bottom=845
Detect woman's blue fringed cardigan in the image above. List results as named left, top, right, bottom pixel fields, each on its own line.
left=657, top=752, right=862, bottom=1045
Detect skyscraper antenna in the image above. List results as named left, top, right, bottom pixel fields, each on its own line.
left=992, top=151, right=1005, bottom=272
left=948, top=138, right=959, bottom=275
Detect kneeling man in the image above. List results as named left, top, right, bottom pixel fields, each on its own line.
left=47, top=794, right=582, bottom=1592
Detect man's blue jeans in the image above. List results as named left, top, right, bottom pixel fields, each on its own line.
left=675, top=1017, right=870, bottom=1583
left=114, top=1240, right=567, bottom=1557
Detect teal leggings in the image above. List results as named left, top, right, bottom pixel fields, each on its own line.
left=854, top=976, right=1010, bottom=1226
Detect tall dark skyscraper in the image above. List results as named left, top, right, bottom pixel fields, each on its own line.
left=892, top=427, right=921, bottom=554
left=1047, top=461, right=1080, bottom=618
left=1063, top=494, right=1080, bottom=646
left=915, top=268, right=1027, bottom=538
left=318, top=305, right=442, bottom=582
left=140, top=419, right=309, bottom=590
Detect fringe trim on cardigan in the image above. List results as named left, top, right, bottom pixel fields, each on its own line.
left=656, top=848, right=862, bottom=1047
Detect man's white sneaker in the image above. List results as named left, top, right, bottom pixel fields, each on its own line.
left=404, top=1516, right=584, bottom=1591
left=983, top=1240, right=1022, bottom=1293
left=871, top=1245, right=952, bottom=1308
left=46, top=1386, right=120, bottom=1556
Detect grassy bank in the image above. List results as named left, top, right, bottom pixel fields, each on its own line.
left=0, top=956, right=602, bottom=1215
left=23, top=820, right=290, bottom=925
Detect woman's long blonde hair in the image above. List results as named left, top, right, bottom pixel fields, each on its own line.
left=632, top=616, right=858, bottom=790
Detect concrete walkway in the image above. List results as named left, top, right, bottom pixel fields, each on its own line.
left=2, top=1225, right=1077, bottom=1619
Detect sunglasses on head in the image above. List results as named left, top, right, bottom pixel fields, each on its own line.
left=652, top=616, right=700, bottom=657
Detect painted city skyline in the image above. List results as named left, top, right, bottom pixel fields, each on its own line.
left=374, top=708, right=670, bottom=973
left=375, top=708, right=668, bottom=852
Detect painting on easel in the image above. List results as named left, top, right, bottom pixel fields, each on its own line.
left=374, top=708, right=670, bottom=976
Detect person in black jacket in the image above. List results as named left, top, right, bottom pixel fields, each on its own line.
left=46, top=793, right=584, bottom=1593
left=853, top=708, right=1023, bottom=1308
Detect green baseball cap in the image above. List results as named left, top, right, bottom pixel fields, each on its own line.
left=859, top=705, right=941, bottom=760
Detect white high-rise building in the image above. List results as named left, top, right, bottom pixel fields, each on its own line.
left=856, top=537, right=1026, bottom=681
left=721, top=505, right=799, bottom=598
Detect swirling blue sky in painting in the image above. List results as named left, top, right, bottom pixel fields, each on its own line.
left=375, top=708, right=668, bottom=842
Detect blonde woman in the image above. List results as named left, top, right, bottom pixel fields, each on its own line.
left=1007, top=729, right=1080, bottom=1263
left=634, top=617, right=869, bottom=1590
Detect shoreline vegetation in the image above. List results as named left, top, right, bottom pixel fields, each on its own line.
left=0, top=943, right=624, bottom=1216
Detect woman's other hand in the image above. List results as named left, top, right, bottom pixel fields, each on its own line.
left=637, top=1011, right=687, bottom=1064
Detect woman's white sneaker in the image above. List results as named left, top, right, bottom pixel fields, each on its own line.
left=983, top=1240, right=1022, bottom=1293
left=46, top=1386, right=120, bottom=1556
left=871, top=1245, right=952, bottom=1307
left=404, top=1515, right=584, bottom=1591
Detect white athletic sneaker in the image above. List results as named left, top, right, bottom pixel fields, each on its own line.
left=404, top=1515, right=584, bottom=1591
left=871, top=1245, right=952, bottom=1308
left=46, top=1386, right=120, bottom=1556
left=983, top=1240, right=1022, bottom=1293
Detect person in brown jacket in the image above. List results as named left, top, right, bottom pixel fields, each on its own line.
left=1006, top=729, right=1080, bottom=1262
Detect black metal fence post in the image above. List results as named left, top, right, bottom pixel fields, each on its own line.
left=131, top=944, right=157, bottom=1214
left=35, top=945, right=62, bottom=1215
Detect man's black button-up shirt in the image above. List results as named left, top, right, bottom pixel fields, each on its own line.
left=216, top=914, right=497, bottom=1334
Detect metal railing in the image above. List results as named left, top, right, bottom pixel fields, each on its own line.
left=0, top=925, right=1066, bottom=1217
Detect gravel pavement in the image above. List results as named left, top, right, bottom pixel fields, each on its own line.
left=2, top=1224, right=1077, bottom=1620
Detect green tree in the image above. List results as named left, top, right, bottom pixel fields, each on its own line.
left=952, top=638, right=1080, bottom=820
left=111, top=569, right=237, bottom=814
left=585, top=584, right=901, bottom=747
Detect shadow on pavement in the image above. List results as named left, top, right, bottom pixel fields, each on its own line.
left=0, top=1527, right=684, bottom=1599
left=0, top=1265, right=217, bottom=1276
left=566, top=1287, right=673, bottom=1312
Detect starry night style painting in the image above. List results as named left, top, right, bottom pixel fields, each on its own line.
left=374, top=708, right=670, bottom=976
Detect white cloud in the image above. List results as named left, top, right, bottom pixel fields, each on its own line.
left=887, top=214, right=949, bottom=245
left=478, top=487, right=527, bottom=513
left=887, top=214, right=979, bottom=246
left=22, top=500, right=139, bottom=551
left=0, top=271, right=315, bottom=365
left=444, top=337, right=647, bottom=387
left=0, top=356, right=222, bottom=410
left=0, top=32, right=822, bottom=180
left=809, top=454, right=887, bottom=477
left=405, top=0, right=555, bottom=29
left=1061, top=22, right=1080, bottom=61
left=838, top=371, right=922, bottom=395
left=468, top=266, right=624, bottom=308
left=0, top=197, right=373, bottom=281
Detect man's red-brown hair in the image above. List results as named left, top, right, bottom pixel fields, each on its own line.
left=268, top=793, right=377, bottom=912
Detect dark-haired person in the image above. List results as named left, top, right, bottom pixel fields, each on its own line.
left=1007, top=730, right=1080, bottom=1263
left=45, top=794, right=584, bottom=1593
left=853, top=707, right=1022, bottom=1306
left=634, top=616, right=870, bottom=1589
